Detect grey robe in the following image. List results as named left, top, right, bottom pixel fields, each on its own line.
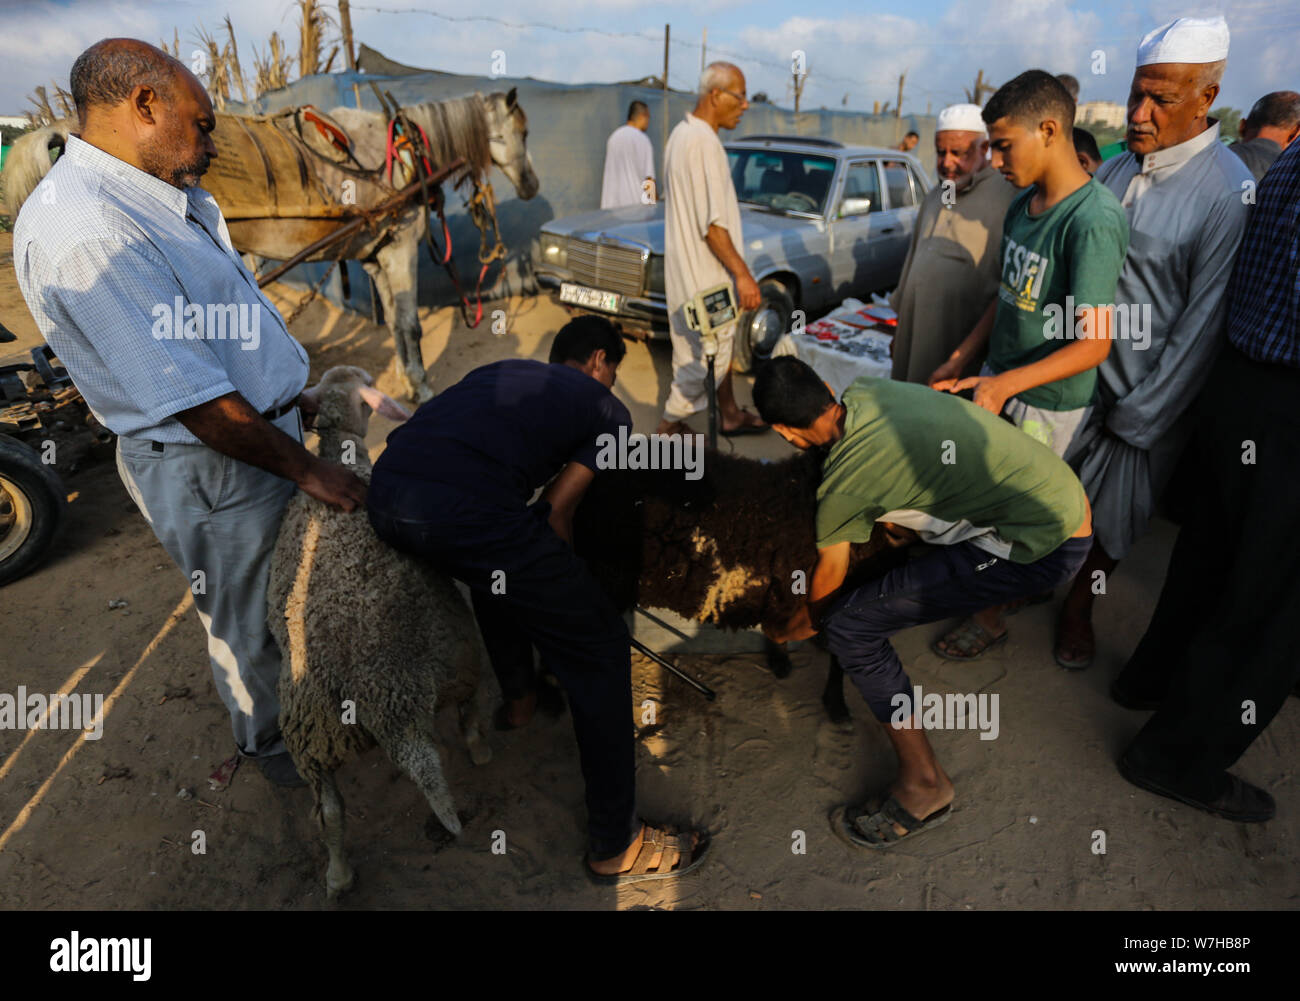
left=1075, top=121, right=1253, bottom=559
left=890, top=165, right=1016, bottom=383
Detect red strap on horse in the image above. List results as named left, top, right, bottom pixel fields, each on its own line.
left=301, top=105, right=350, bottom=153
left=383, top=113, right=492, bottom=329
left=460, top=260, right=501, bottom=329
left=386, top=118, right=435, bottom=188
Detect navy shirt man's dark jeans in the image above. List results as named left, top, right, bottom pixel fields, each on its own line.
left=367, top=360, right=639, bottom=859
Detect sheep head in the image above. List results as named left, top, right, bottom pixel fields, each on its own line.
left=301, top=365, right=411, bottom=465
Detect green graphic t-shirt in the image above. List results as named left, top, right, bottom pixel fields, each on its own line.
left=985, top=178, right=1129, bottom=410
left=816, top=378, right=1088, bottom=563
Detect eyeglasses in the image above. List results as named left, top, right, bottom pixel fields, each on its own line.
left=718, top=88, right=748, bottom=104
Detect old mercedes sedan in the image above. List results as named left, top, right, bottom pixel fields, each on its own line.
left=531, top=135, right=930, bottom=370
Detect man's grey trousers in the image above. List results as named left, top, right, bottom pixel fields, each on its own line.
left=114, top=409, right=301, bottom=758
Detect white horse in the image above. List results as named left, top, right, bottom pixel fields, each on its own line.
left=3, top=90, right=540, bottom=401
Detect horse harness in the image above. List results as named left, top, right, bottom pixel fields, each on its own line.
left=222, top=100, right=505, bottom=329
left=371, top=85, right=507, bottom=328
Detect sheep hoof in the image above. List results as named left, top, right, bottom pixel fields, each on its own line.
left=424, top=814, right=458, bottom=848
left=325, top=864, right=355, bottom=899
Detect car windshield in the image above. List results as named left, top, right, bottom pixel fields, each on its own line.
left=725, top=148, right=837, bottom=215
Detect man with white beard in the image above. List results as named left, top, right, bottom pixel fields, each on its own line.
left=889, top=102, right=1016, bottom=384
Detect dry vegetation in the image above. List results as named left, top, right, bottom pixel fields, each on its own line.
left=23, top=0, right=344, bottom=121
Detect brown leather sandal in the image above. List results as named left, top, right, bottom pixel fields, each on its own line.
left=585, top=825, right=711, bottom=886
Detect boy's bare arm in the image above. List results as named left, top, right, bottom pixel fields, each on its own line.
left=950, top=306, right=1112, bottom=415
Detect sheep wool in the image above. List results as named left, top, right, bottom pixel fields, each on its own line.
left=574, top=448, right=909, bottom=630
left=266, top=366, right=493, bottom=899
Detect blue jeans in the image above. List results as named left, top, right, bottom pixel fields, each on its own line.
left=823, top=535, right=1092, bottom=720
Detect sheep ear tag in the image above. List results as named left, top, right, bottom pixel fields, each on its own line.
left=359, top=385, right=412, bottom=422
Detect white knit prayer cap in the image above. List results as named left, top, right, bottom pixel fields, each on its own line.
left=1136, top=16, right=1229, bottom=66
left=936, top=103, right=986, bottom=135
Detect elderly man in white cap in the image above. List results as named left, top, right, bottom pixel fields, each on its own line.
left=1055, top=16, right=1253, bottom=670
left=890, top=103, right=1015, bottom=383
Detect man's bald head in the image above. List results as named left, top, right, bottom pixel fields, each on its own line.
left=70, top=38, right=185, bottom=124
left=1240, top=90, right=1300, bottom=146
left=70, top=38, right=217, bottom=189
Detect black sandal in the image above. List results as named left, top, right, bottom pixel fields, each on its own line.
left=832, top=796, right=953, bottom=848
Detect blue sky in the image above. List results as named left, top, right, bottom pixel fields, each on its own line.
left=2, top=0, right=1296, bottom=116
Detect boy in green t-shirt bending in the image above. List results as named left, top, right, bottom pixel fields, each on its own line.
left=755, top=359, right=1093, bottom=847
left=928, top=69, right=1128, bottom=661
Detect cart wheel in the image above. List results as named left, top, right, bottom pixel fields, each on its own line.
left=0, top=434, right=67, bottom=586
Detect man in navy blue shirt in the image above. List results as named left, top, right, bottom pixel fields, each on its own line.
left=1110, top=138, right=1300, bottom=823
left=368, top=316, right=708, bottom=883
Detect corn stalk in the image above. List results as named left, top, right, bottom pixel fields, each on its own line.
left=224, top=15, right=250, bottom=104
left=253, top=31, right=292, bottom=97
left=295, top=0, right=335, bottom=79
left=26, top=85, right=54, bottom=126
left=193, top=23, right=230, bottom=109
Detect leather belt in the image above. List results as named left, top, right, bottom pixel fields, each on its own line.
left=262, top=399, right=299, bottom=421
left=148, top=400, right=297, bottom=452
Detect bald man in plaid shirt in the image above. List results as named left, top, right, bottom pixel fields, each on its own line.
left=13, top=40, right=365, bottom=786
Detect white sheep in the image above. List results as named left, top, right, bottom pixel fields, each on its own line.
left=267, top=365, right=494, bottom=899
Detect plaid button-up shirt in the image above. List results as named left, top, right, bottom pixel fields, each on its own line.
left=13, top=135, right=309, bottom=443
left=1226, top=138, right=1300, bottom=369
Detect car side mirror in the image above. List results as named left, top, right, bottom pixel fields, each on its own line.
left=839, top=196, right=872, bottom=217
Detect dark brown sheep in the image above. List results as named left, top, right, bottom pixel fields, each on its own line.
left=573, top=448, right=915, bottom=721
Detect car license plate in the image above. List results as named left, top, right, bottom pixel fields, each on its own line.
left=560, top=282, right=623, bottom=313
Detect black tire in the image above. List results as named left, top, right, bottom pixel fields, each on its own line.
left=0, top=434, right=67, bottom=586
left=731, top=278, right=795, bottom=374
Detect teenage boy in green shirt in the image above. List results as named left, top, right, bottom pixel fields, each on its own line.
left=755, top=359, right=1093, bottom=846
left=929, top=69, right=1128, bottom=661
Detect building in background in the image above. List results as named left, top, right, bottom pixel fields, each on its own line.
left=1078, top=101, right=1126, bottom=129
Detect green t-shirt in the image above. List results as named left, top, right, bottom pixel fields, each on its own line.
left=986, top=178, right=1129, bottom=410
left=816, top=378, right=1088, bottom=563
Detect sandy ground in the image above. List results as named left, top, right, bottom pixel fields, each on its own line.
left=1, top=230, right=1297, bottom=911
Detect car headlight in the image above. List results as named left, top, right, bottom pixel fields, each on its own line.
left=647, top=254, right=665, bottom=294
left=539, top=233, right=567, bottom=269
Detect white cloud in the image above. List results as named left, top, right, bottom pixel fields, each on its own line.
left=0, top=0, right=1289, bottom=116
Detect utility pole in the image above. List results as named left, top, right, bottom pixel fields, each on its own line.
left=894, top=71, right=905, bottom=143
left=966, top=69, right=995, bottom=107
left=701, top=27, right=707, bottom=75
left=662, top=24, right=670, bottom=185
left=339, top=0, right=362, bottom=108
left=793, top=65, right=807, bottom=114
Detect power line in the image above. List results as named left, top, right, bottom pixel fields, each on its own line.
left=343, top=4, right=1295, bottom=110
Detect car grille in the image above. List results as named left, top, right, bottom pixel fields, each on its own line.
left=566, top=240, right=645, bottom=296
